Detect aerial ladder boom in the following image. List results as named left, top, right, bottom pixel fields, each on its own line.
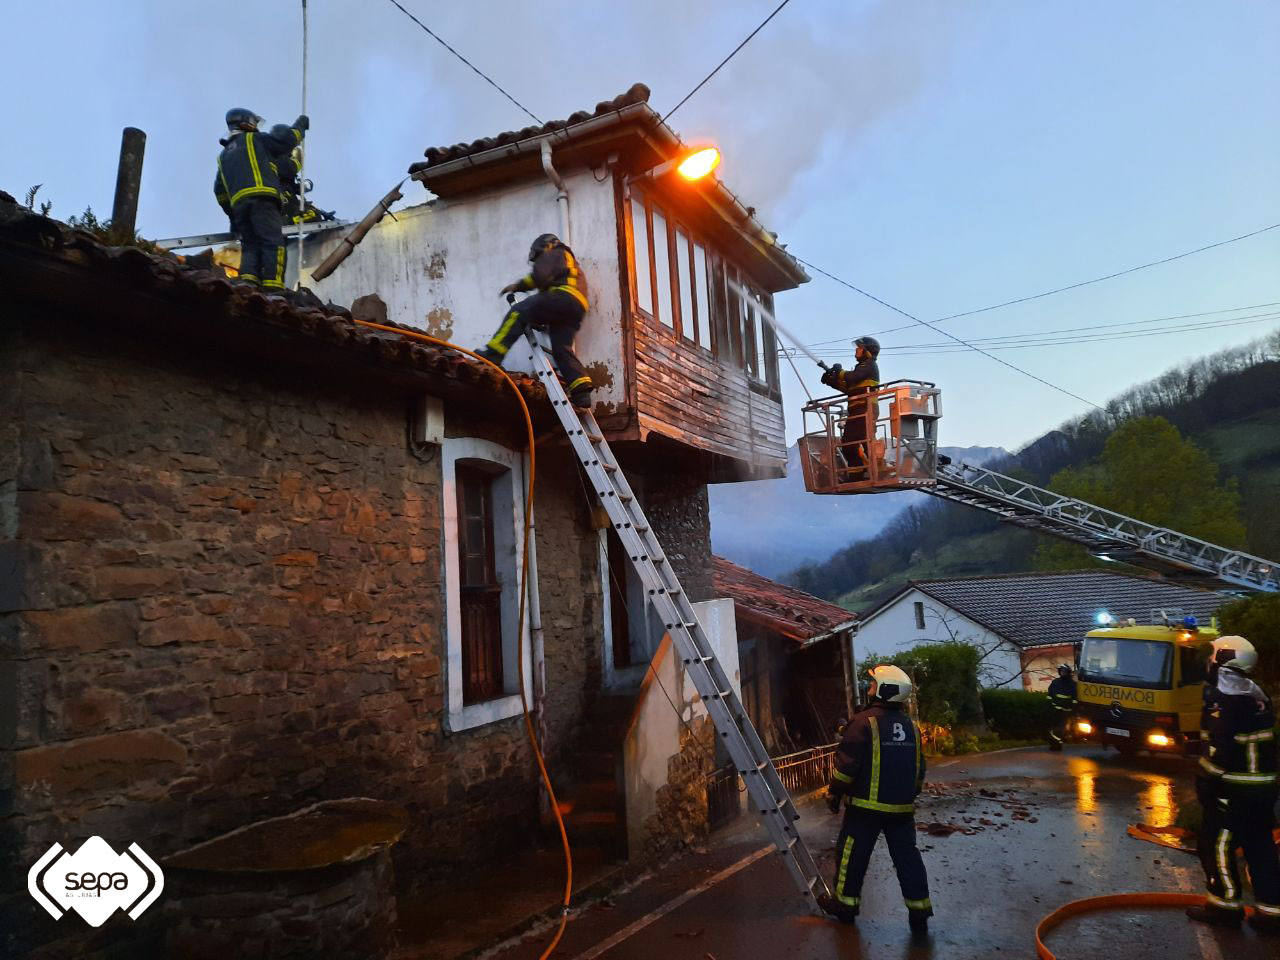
left=797, top=385, right=1279, bottom=593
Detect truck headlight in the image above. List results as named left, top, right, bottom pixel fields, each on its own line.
left=1076, top=721, right=1093, bottom=735
left=1147, top=732, right=1172, bottom=748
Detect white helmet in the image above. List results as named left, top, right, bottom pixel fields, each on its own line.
left=1212, top=635, right=1257, bottom=674
left=868, top=664, right=912, bottom=703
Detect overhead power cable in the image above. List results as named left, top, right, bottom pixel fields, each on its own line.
left=662, top=0, right=793, bottom=123
left=805, top=300, right=1280, bottom=350
left=384, top=0, right=543, bottom=125
left=793, top=255, right=1102, bottom=409
left=867, top=221, right=1280, bottom=337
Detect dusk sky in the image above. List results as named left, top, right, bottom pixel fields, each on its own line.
left=5, top=1, right=1277, bottom=450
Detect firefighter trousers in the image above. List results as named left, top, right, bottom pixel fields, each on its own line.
left=839, top=397, right=870, bottom=474
left=485, top=291, right=591, bottom=396
left=1196, top=790, right=1280, bottom=917
left=1048, top=708, right=1071, bottom=748
left=833, top=808, right=931, bottom=915
left=232, top=198, right=286, bottom=290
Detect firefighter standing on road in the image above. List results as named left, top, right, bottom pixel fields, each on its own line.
left=820, top=336, right=880, bottom=479
left=477, top=234, right=593, bottom=409
left=820, top=664, right=933, bottom=932
left=1186, top=635, right=1280, bottom=934
left=1047, top=664, right=1077, bottom=751
left=214, top=108, right=309, bottom=290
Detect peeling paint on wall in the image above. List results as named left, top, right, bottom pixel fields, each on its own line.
left=423, top=307, right=454, bottom=341
left=424, top=250, right=447, bottom=280
left=583, top=361, right=614, bottom=391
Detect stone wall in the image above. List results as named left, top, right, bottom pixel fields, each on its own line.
left=0, top=310, right=601, bottom=954
left=639, top=470, right=713, bottom=603
left=637, top=714, right=716, bottom=860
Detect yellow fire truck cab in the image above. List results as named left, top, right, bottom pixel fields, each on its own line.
left=1071, top=615, right=1217, bottom=754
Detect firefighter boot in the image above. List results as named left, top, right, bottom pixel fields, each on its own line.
left=1185, top=903, right=1242, bottom=928
left=908, top=907, right=932, bottom=933
left=476, top=347, right=503, bottom=365
left=570, top=388, right=592, bottom=410
left=1248, top=910, right=1280, bottom=935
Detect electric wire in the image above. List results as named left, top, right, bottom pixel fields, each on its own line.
left=662, top=0, right=793, bottom=123
left=383, top=0, right=543, bottom=125
left=802, top=300, right=1280, bottom=349
left=866, top=221, right=1280, bottom=338
left=348, top=319, right=570, bottom=960
left=792, top=255, right=1102, bottom=409
left=809, top=309, right=1280, bottom=356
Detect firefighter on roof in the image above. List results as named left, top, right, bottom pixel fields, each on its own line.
left=1186, top=635, right=1280, bottom=933
left=214, top=108, right=309, bottom=290
left=820, top=336, right=880, bottom=479
left=1047, top=663, right=1077, bottom=751
left=478, top=234, right=594, bottom=409
left=820, top=664, right=933, bottom=932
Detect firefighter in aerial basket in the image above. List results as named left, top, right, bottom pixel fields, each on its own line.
left=820, top=336, right=880, bottom=479
left=1047, top=663, right=1077, bottom=751
left=820, top=664, right=933, bottom=932
left=477, top=233, right=593, bottom=409
left=1186, top=635, right=1280, bottom=934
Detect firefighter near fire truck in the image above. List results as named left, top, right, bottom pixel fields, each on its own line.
left=1185, top=634, right=1280, bottom=933
left=1047, top=664, right=1077, bottom=751
left=818, top=335, right=880, bottom=479
left=821, top=664, right=932, bottom=932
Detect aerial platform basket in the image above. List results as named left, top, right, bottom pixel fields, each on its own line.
left=798, top=380, right=942, bottom=495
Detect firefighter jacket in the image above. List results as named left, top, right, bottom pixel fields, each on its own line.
left=828, top=358, right=880, bottom=396
left=513, top=244, right=590, bottom=311
left=214, top=123, right=306, bottom=213
left=829, top=702, right=924, bottom=813
left=1198, top=667, right=1278, bottom=800
left=1047, top=675, right=1077, bottom=712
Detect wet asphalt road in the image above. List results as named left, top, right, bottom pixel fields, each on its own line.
left=485, top=745, right=1278, bottom=960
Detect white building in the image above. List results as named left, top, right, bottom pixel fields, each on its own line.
left=853, top=571, right=1226, bottom=691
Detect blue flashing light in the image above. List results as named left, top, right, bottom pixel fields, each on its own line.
left=1182, top=615, right=1198, bottom=629
left=1096, top=611, right=1114, bottom=626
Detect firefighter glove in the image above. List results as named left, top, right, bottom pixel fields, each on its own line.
left=820, top=364, right=842, bottom=388
left=499, top=282, right=522, bottom=297
left=826, top=790, right=841, bottom=815
left=294, top=114, right=310, bottom=132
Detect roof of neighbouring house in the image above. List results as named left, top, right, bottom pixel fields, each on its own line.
left=0, top=192, right=545, bottom=410
left=407, top=83, right=808, bottom=292
left=712, top=556, right=858, bottom=647
left=859, top=570, right=1228, bottom=650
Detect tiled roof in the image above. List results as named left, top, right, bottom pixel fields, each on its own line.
left=0, top=193, right=542, bottom=402
left=415, top=83, right=652, bottom=169
left=887, top=571, right=1227, bottom=650
left=713, top=556, right=857, bottom=646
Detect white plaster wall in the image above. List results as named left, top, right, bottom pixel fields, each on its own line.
left=623, top=598, right=740, bottom=857
left=853, top=589, right=1024, bottom=689
left=301, top=169, right=628, bottom=410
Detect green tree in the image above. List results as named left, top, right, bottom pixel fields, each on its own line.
left=1217, top=592, right=1280, bottom=698
left=1035, top=417, right=1245, bottom=570
left=859, top=641, right=983, bottom=726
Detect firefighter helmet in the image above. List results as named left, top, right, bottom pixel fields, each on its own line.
left=855, top=336, right=881, bottom=357
left=1058, top=663, right=1072, bottom=678
left=529, top=233, right=560, bottom=262
left=1211, top=635, right=1258, bottom=674
left=225, top=108, right=261, bottom=132
left=868, top=664, right=912, bottom=703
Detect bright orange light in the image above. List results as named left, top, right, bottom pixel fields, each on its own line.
left=1147, top=732, right=1172, bottom=748
left=677, top=147, right=721, bottom=181
left=1076, top=721, right=1093, bottom=735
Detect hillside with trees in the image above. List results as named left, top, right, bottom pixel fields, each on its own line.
left=787, top=332, right=1280, bottom=610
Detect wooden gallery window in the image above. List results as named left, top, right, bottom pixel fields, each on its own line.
left=456, top=463, right=503, bottom=704
left=628, top=192, right=780, bottom=390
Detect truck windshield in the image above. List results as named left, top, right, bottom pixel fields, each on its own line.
left=1079, top=637, right=1173, bottom=689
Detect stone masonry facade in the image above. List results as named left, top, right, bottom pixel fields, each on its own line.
left=0, top=306, right=606, bottom=954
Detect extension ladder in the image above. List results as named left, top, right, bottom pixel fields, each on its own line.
left=524, top=331, right=831, bottom=914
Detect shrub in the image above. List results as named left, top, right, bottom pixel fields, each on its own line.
left=981, top=688, right=1056, bottom=739
left=860, top=641, right=983, bottom=726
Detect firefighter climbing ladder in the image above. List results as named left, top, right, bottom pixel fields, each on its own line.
left=524, top=331, right=832, bottom=914
left=930, top=460, right=1279, bottom=592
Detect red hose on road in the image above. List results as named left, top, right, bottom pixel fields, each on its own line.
left=1035, top=892, right=1256, bottom=959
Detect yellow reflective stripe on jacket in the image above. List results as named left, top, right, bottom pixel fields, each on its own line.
left=852, top=378, right=879, bottom=388
left=831, top=769, right=853, bottom=784
left=1200, top=756, right=1225, bottom=777
left=246, top=133, right=264, bottom=188
left=1222, top=771, right=1277, bottom=784
left=914, top=724, right=922, bottom=788
left=1234, top=729, right=1275, bottom=742
left=229, top=185, right=281, bottom=205
left=849, top=796, right=914, bottom=814
left=553, top=283, right=589, bottom=309
left=869, top=716, right=881, bottom=802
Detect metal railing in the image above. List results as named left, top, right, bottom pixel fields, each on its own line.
left=706, top=743, right=839, bottom=832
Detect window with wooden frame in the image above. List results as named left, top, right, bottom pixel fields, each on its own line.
left=628, top=190, right=780, bottom=391
left=456, top=463, right=503, bottom=704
